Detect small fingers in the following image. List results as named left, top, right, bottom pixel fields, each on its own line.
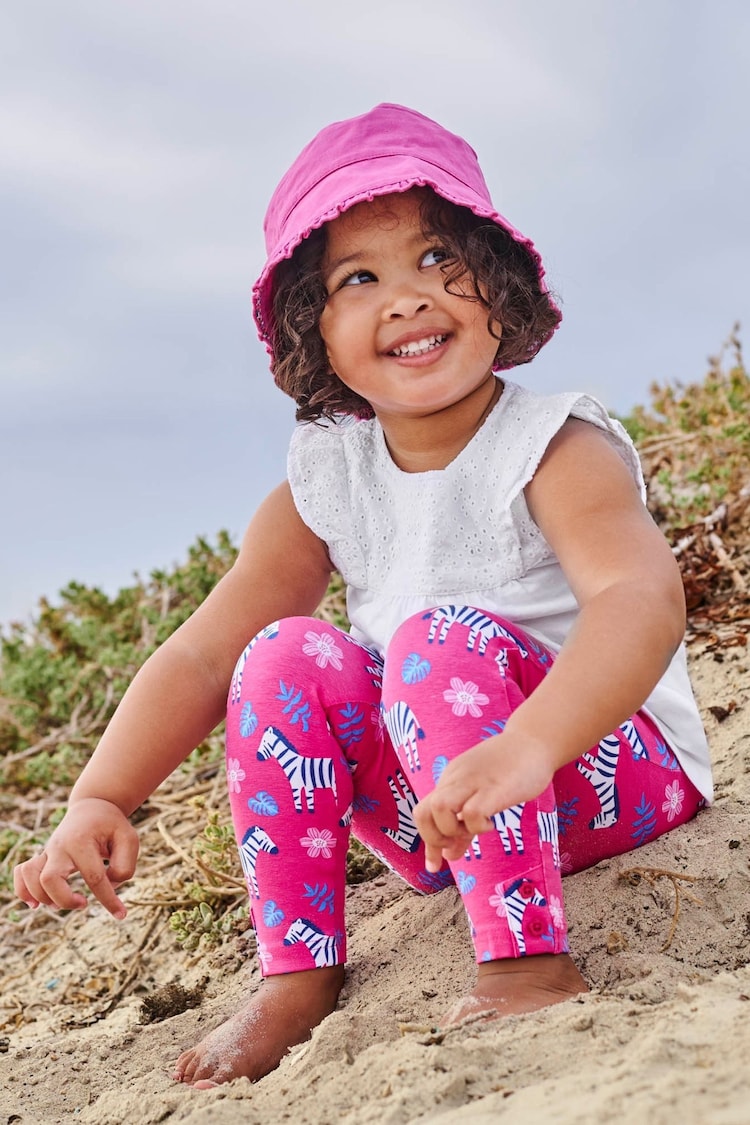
left=105, top=823, right=140, bottom=887
left=13, top=855, right=45, bottom=908
left=15, top=852, right=87, bottom=912
left=74, top=851, right=128, bottom=919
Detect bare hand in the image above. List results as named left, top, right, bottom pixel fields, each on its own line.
left=13, top=797, right=140, bottom=919
left=413, top=734, right=556, bottom=871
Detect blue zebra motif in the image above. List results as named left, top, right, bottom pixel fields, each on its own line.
left=383, top=702, right=425, bottom=772
left=283, top=917, right=340, bottom=967
left=503, top=877, right=547, bottom=956
left=576, top=732, right=621, bottom=829
left=257, top=725, right=337, bottom=813
left=380, top=770, right=420, bottom=853
left=491, top=804, right=526, bottom=854
left=229, top=622, right=280, bottom=704
left=463, top=804, right=525, bottom=862
left=537, top=809, right=560, bottom=868
left=422, top=606, right=530, bottom=658
left=239, top=826, right=278, bottom=898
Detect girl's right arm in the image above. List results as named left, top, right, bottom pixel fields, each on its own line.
left=13, top=482, right=333, bottom=918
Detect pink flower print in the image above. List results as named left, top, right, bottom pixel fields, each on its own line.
left=370, top=706, right=385, bottom=742
left=256, top=940, right=273, bottom=971
left=443, top=677, right=490, bottom=718
left=226, top=757, right=246, bottom=794
left=302, top=630, right=344, bottom=670
left=662, top=780, right=685, bottom=823
left=300, top=828, right=337, bottom=858
left=559, top=851, right=573, bottom=875
left=488, top=883, right=507, bottom=917
left=549, top=895, right=565, bottom=929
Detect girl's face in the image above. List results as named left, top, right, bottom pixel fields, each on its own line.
left=318, top=191, right=500, bottom=424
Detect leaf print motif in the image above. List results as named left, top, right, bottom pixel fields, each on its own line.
left=336, top=702, right=366, bottom=748
left=557, top=797, right=579, bottom=837
left=352, top=793, right=380, bottom=814
left=247, top=791, right=279, bottom=817
left=263, top=900, right=285, bottom=927
left=456, top=871, right=476, bottom=895
left=276, top=680, right=312, bottom=731
left=303, top=882, right=335, bottom=914
left=417, top=868, right=453, bottom=891
left=657, top=740, right=680, bottom=771
left=239, top=702, right=259, bottom=738
left=631, top=793, right=657, bottom=846
left=432, top=755, right=449, bottom=784
left=401, top=653, right=432, bottom=684
left=480, top=718, right=507, bottom=740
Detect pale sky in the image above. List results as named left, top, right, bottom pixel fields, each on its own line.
left=1, top=0, right=748, bottom=627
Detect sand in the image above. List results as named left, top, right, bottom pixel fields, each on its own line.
left=2, top=639, right=749, bottom=1124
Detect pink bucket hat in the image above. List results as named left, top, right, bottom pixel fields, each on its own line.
left=253, top=103, right=560, bottom=360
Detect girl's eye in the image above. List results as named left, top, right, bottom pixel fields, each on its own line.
left=340, top=269, right=376, bottom=287
left=421, top=247, right=451, bottom=267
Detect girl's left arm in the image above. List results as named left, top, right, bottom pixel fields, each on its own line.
left=414, top=418, right=686, bottom=867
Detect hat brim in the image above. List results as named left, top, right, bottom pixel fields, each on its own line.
left=252, top=156, right=556, bottom=360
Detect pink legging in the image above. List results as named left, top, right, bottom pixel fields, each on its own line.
left=225, top=609, right=702, bottom=974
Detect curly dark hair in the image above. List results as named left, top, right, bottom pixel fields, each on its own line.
left=270, top=188, right=561, bottom=423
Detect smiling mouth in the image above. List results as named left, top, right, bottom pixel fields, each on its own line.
left=387, top=334, right=448, bottom=358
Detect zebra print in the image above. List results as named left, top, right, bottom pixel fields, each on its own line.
left=238, top=825, right=278, bottom=898
left=383, top=702, right=425, bottom=772
left=380, top=770, right=421, bottom=853
left=536, top=809, right=560, bottom=868
left=491, top=804, right=526, bottom=854
left=257, top=725, right=337, bottom=813
left=503, top=877, right=547, bottom=956
left=283, top=917, right=340, bottom=967
left=620, top=718, right=649, bottom=761
left=422, top=605, right=530, bottom=658
left=462, top=803, right=526, bottom=861
left=576, top=732, right=621, bottom=829
left=229, top=622, right=280, bottom=704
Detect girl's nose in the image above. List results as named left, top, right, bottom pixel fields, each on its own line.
left=382, top=283, right=434, bottom=320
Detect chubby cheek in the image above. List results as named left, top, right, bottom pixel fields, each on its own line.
left=318, top=309, right=338, bottom=373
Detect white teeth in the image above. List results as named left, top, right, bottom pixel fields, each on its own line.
left=390, top=334, right=447, bottom=357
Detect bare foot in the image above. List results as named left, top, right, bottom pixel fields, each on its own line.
left=172, top=965, right=345, bottom=1088
left=443, top=954, right=588, bottom=1025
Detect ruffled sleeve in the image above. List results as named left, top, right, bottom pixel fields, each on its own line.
left=498, top=382, right=645, bottom=502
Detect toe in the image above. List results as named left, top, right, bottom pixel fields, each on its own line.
left=173, top=1049, right=196, bottom=1084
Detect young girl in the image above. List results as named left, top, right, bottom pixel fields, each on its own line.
left=14, top=103, right=712, bottom=1089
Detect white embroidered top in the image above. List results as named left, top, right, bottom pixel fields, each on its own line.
left=287, top=378, right=712, bottom=800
